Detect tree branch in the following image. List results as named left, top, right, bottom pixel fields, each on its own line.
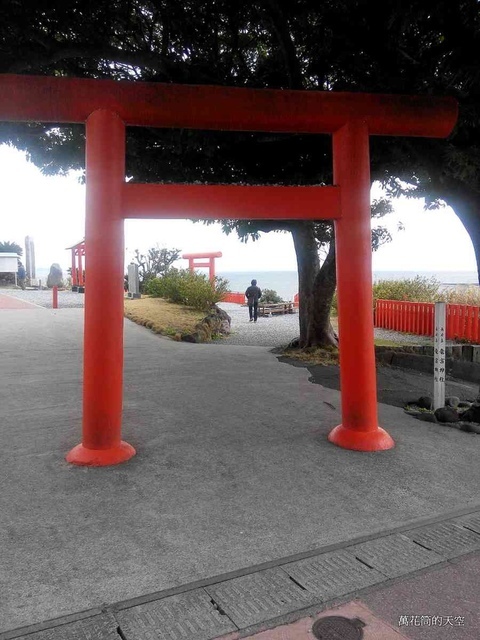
left=260, top=0, right=303, bottom=89
left=6, top=43, right=175, bottom=79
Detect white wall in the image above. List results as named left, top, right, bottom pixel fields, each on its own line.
left=0, top=253, right=19, bottom=273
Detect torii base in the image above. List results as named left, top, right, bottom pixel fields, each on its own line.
left=328, top=424, right=395, bottom=452
left=66, top=441, right=136, bottom=466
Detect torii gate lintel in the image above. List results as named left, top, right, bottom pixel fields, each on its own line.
left=0, top=75, right=457, bottom=465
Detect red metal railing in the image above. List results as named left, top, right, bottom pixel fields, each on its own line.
left=375, top=299, right=480, bottom=342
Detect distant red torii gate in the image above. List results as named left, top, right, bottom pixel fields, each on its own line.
left=67, top=240, right=86, bottom=291
left=183, top=252, right=222, bottom=281
left=0, top=75, right=457, bottom=465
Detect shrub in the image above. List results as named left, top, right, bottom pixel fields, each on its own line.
left=441, top=285, right=480, bottom=306
left=260, top=288, right=283, bottom=303
left=372, top=276, right=441, bottom=304
left=146, top=268, right=230, bottom=311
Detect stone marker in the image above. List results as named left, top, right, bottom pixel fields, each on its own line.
left=127, top=263, right=141, bottom=298
left=47, top=263, right=64, bottom=288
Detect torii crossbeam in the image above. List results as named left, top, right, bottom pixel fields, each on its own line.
left=0, top=75, right=457, bottom=464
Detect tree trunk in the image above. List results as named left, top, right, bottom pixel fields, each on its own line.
left=291, top=222, right=338, bottom=348
left=308, top=238, right=338, bottom=347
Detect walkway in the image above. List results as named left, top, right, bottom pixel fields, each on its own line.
left=1, top=307, right=480, bottom=639
left=0, top=290, right=437, bottom=346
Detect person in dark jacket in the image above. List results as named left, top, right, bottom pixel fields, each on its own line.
left=17, top=261, right=26, bottom=290
left=245, top=279, right=262, bottom=322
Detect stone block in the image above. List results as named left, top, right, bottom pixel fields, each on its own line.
left=462, top=345, right=474, bottom=362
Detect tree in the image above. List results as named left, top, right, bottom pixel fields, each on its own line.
left=0, top=241, right=22, bottom=256
left=132, top=245, right=181, bottom=291
left=0, top=1, right=476, bottom=344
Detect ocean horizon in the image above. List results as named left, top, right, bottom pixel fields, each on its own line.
left=34, top=266, right=479, bottom=301
left=217, top=269, right=479, bottom=300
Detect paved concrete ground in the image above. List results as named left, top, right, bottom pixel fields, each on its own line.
left=2, top=307, right=480, bottom=637
left=0, top=289, right=436, bottom=346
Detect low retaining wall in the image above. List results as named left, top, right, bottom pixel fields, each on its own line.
left=376, top=345, right=480, bottom=383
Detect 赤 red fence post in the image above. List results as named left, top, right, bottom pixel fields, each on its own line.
left=465, top=305, right=473, bottom=341
left=389, top=300, right=394, bottom=330
left=329, top=121, right=394, bottom=451
left=52, top=285, right=58, bottom=309
left=421, top=303, right=426, bottom=335
left=460, top=304, right=467, bottom=338
left=474, top=307, right=480, bottom=343
left=78, top=250, right=84, bottom=287
left=71, top=250, right=77, bottom=287
left=66, top=110, right=135, bottom=466
left=377, top=300, right=383, bottom=327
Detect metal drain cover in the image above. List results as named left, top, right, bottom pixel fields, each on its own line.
left=312, top=616, right=365, bottom=640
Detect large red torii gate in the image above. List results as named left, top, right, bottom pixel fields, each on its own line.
left=0, top=75, right=457, bottom=465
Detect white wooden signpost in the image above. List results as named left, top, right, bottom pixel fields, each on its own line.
left=433, top=302, right=446, bottom=410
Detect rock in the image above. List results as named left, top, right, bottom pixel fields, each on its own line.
left=434, top=407, right=460, bottom=423
left=417, top=412, right=438, bottom=423
left=417, top=396, right=433, bottom=410
left=458, top=401, right=473, bottom=409
left=445, top=396, right=460, bottom=408
left=459, top=421, right=480, bottom=434
left=460, top=402, right=480, bottom=423
left=181, top=305, right=231, bottom=343
left=47, top=263, right=64, bottom=288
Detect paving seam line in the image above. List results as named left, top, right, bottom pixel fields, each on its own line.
left=3, top=503, right=480, bottom=639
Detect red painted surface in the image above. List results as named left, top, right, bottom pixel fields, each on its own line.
left=66, top=110, right=135, bottom=466
left=375, top=299, right=480, bottom=342
left=183, top=252, right=222, bottom=281
left=123, top=184, right=341, bottom=220
left=329, top=121, right=394, bottom=451
left=52, top=286, right=58, bottom=309
left=0, top=74, right=458, bottom=462
left=0, top=293, right=39, bottom=309
left=0, top=75, right=457, bottom=138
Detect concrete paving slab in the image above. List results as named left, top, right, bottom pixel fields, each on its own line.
left=347, top=534, right=443, bottom=579
left=283, top=550, right=384, bottom=602
left=405, top=522, right=480, bottom=559
left=3, top=309, right=480, bottom=633
left=204, top=568, right=318, bottom=629
left=116, top=589, right=237, bottom=640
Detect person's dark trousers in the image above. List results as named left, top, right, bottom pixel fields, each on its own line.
left=249, top=302, right=258, bottom=321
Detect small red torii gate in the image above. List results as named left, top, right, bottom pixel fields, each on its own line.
left=67, top=240, right=86, bottom=291
left=183, top=252, right=222, bottom=281
left=0, top=75, right=457, bottom=465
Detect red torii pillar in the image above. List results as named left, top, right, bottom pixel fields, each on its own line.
left=0, top=75, right=457, bottom=464
left=183, top=252, right=222, bottom=281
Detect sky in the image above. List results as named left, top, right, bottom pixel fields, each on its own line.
left=0, top=144, right=477, bottom=276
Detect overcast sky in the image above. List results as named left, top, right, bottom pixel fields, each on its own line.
left=0, top=144, right=476, bottom=275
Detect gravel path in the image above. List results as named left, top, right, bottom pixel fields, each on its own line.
left=0, top=288, right=85, bottom=309
left=0, top=290, right=436, bottom=347
left=216, top=302, right=436, bottom=347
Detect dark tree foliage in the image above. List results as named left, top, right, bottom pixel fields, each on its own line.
left=0, top=241, right=22, bottom=255
left=0, top=0, right=478, bottom=345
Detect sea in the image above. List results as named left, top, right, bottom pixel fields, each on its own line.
left=217, top=270, right=480, bottom=301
